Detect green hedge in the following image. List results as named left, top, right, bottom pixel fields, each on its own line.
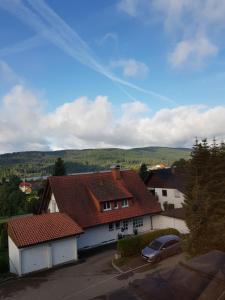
left=117, top=228, right=180, bottom=257
left=0, top=251, right=9, bottom=273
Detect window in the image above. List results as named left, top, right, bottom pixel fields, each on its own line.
left=122, top=220, right=129, bottom=230
left=149, top=188, right=155, bottom=196
left=103, top=201, right=111, bottom=211
left=163, top=239, right=178, bottom=248
left=114, top=200, right=118, bottom=209
left=133, top=217, right=143, bottom=228
left=108, top=223, right=114, bottom=231
left=115, top=221, right=120, bottom=229
left=122, top=199, right=129, bottom=208
left=162, top=189, right=167, bottom=197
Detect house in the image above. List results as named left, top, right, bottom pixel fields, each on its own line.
left=145, top=168, right=187, bottom=210
left=19, top=181, right=32, bottom=194
left=39, top=166, right=162, bottom=250
left=152, top=207, right=189, bottom=234
left=8, top=213, right=83, bottom=276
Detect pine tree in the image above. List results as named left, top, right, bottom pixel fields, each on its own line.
left=184, top=138, right=225, bottom=255
left=139, top=163, right=148, bottom=182
left=52, top=157, right=66, bottom=176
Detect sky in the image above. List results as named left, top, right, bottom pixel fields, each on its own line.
left=0, top=0, right=225, bottom=153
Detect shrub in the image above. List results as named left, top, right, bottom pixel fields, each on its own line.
left=0, top=251, right=9, bottom=273
left=117, top=228, right=180, bottom=257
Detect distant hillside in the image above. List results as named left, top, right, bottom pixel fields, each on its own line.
left=0, top=147, right=191, bottom=178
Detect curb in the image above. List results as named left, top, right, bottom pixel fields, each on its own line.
left=111, top=259, right=124, bottom=274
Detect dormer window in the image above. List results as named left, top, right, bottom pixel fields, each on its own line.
left=103, top=201, right=111, bottom=211
left=114, top=201, right=118, bottom=209
left=122, top=199, right=129, bottom=208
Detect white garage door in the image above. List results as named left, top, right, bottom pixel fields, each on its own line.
left=52, top=238, right=76, bottom=266
left=21, top=244, right=49, bottom=275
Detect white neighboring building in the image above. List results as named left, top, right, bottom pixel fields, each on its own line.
left=152, top=208, right=189, bottom=234
left=40, top=167, right=162, bottom=250
left=8, top=213, right=83, bottom=276
left=146, top=168, right=186, bottom=210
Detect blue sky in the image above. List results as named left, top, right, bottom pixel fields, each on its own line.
left=0, top=0, right=225, bottom=153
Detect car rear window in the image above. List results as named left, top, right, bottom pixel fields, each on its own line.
left=149, top=240, right=162, bottom=250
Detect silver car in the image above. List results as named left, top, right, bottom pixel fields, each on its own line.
left=141, top=234, right=181, bottom=263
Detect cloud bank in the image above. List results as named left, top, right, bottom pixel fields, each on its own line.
left=118, top=0, right=225, bottom=68
left=1, top=84, right=225, bottom=153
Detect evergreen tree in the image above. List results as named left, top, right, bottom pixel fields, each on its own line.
left=139, top=163, right=148, bottom=182
left=52, top=157, right=66, bottom=176
left=184, top=138, right=225, bottom=255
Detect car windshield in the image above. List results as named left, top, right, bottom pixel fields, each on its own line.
left=149, top=240, right=162, bottom=250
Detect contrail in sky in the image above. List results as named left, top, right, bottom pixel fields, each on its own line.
left=0, top=0, right=175, bottom=104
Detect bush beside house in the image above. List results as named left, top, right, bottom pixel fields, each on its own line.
left=117, top=228, right=180, bottom=257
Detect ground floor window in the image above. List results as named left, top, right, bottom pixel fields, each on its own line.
left=108, top=223, right=114, bottom=231
left=133, top=217, right=143, bottom=228
left=122, top=220, right=129, bottom=230
left=115, top=221, right=120, bottom=229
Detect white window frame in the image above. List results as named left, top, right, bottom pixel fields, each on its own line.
left=122, top=199, right=129, bottom=208
left=122, top=220, right=129, bottom=230
left=103, top=201, right=111, bottom=211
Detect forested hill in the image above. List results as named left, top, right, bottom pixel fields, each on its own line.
left=0, top=147, right=191, bottom=178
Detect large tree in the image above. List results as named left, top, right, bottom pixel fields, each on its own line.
left=52, top=157, right=66, bottom=176
left=0, top=176, right=26, bottom=217
left=139, top=163, right=148, bottom=182
left=184, top=139, right=225, bottom=255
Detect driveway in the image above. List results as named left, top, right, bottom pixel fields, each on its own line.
left=0, top=245, right=184, bottom=300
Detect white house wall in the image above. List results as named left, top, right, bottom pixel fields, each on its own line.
left=150, top=188, right=185, bottom=210
left=152, top=215, right=189, bottom=234
left=77, top=215, right=153, bottom=250
left=48, top=193, right=59, bottom=213
left=8, top=237, right=21, bottom=275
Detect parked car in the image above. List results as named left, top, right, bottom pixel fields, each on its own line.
left=141, top=234, right=181, bottom=263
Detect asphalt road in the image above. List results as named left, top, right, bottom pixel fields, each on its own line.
left=0, top=245, right=184, bottom=300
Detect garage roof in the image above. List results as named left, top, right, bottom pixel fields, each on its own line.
left=8, top=213, right=83, bottom=248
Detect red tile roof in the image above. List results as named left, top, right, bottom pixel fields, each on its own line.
left=8, top=213, right=83, bottom=248
left=40, top=170, right=161, bottom=228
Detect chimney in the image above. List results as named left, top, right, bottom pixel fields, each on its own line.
left=111, top=165, right=121, bottom=180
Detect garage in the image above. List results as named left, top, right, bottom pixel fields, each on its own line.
left=21, top=244, right=49, bottom=274
left=8, top=213, right=83, bottom=276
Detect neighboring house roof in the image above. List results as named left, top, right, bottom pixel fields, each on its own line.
left=8, top=212, right=83, bottom=248
left=145, top=168, right=187, bottom=193
left=40, top=169, right=161, bottom=228
left=161, top=208, right=186, bottom=220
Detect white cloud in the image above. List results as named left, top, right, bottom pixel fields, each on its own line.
left=1, top=85, right=225, bottom=153
left=169, top=37, right=218, bottom=68
left=118, top=0, right=225, bottom=68
left=0, top=60, right=21, bottom=85
left=111, top=59, right=149, bottom=78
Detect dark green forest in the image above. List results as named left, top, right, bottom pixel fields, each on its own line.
left=0, top=147, right=190, bottom=178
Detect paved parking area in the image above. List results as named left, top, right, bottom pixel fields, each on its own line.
left=0, top=245, right=185, bottom=300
